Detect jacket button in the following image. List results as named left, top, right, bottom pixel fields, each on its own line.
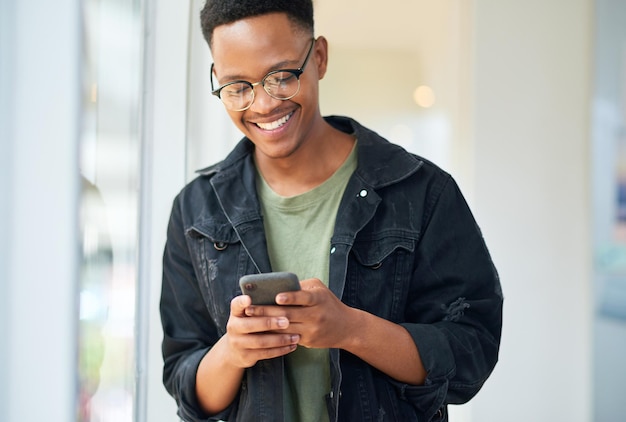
left=358, top=189, right=368, bottom=198
left=213, top=242, right=227, bottom=251
left=330, top=246, right=336, bottom=254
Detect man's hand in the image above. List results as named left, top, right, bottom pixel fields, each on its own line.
left=244, top=277, right=427, bottom=386
left=224, top=294, right=300, bottom=368
left=195, top=294, right=300, bottom=415
left=244, top=278, right=357, bottom=350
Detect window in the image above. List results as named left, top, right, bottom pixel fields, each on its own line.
left=78, top=1, right=145, bottom=420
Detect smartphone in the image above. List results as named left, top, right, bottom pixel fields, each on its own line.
left=239, top=271, right=300, bottom=305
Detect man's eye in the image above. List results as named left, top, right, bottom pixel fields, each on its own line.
left=223, top=83, right=250, bottom=96
left=266, top=72, right=295, bottom=86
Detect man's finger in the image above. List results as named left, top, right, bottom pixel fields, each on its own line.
left=231, top=294, right=252, bottom=316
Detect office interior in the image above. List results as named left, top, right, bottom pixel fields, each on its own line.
left=1, top=0, right=625, bottom=421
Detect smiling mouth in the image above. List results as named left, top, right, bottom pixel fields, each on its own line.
left=255, top=112, right=294, bottom=131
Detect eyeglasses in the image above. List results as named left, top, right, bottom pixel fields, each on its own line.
left=210, top=38, right=316, bottom=112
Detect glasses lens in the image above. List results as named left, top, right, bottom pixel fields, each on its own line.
left=263, top=71, right=300, bottom=100
left=220, top=82, right=254, bottom=111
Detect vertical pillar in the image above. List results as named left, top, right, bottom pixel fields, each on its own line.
left=0, top=0, right=81, bottom=421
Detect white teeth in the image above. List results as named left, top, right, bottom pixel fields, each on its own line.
left=256, top=112, right=293, bottom=130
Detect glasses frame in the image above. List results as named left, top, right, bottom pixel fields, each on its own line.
left=210, top=38, right=316, bottom=112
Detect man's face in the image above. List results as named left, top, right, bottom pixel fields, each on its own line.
left=211, top=13, right=326, bottom=161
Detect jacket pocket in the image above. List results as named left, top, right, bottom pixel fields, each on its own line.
left=346, top=229, right=417, bottom=322
left=186, top=219, right=245, bottom=333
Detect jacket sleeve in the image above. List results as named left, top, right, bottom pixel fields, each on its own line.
left=398, top=174, right=503, bottom=417
left=160, top=194, right=234, bottom=422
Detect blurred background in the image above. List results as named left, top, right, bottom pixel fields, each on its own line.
left=1, top=0, right=624, bottom=421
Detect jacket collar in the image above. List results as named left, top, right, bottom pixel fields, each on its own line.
left=197, top=115, right=423, bottom=188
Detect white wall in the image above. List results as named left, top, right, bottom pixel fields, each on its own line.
left=470, top=1, right=593, bottom=421
left=185, top=0, right=243, bottom=180
left=143, top=1, right=190, bottom=421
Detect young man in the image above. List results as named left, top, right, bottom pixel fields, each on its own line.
left=160, top=1, right=503, bottom=421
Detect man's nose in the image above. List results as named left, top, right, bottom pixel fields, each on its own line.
left=248, top=85, right=282, bottom=114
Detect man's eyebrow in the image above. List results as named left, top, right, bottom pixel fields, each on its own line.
left=217, top=58, right=301, bottom=83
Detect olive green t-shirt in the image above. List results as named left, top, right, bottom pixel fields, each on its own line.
left=256, top=142, right=357, bottom=422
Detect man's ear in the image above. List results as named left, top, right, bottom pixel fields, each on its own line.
left=314, top=36, right=329, bottom=80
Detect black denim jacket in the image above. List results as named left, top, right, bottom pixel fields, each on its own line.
left=161, top=116, right=503, bottom=422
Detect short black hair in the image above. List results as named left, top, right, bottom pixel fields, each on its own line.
left=200, top=0, right=314, bottom=48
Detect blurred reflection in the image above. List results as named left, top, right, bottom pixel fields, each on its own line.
left=592, top=1, right=626, bottom=420
left=79, top=177, right=112, bottom=421
left=78, top=0, right=143, bottom=420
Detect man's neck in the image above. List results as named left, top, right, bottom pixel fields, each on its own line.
left=255, top=125, right=355, bottom=197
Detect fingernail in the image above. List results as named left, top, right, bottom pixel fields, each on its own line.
left=277, top=317, right=289, bottom=328
left=291, top=334, right=300, bottom=343
left=276, top=294, right=287, bottom=304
